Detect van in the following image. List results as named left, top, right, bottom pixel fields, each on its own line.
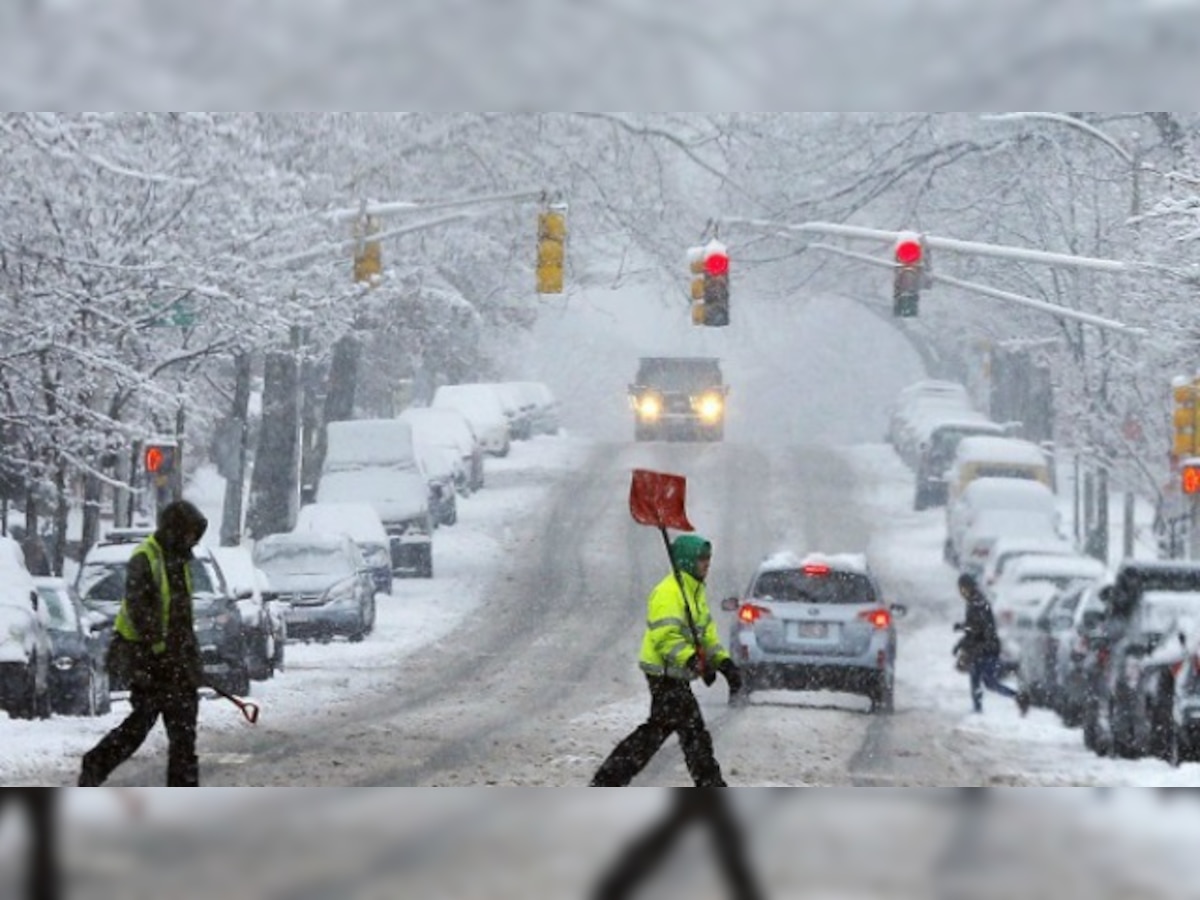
left=315, top=419, right=434, bottom=579
left=946, top=436, right=1053, bottom=507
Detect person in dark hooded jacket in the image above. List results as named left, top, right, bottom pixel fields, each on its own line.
left=591, top=534, right=741, bottom=787
left=953, top=573, right=1029, bottom=716
left=79, top=500, right=208, bottom=786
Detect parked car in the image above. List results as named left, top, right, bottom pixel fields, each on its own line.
left=913, top=417, right=1007, bottom=510
left=887, top=380, right=973, bottom=463
left=1085, top=560, right=1200, bottom=760
left=512, top=381, right=560, bottom=435
left=414, top=441, right=459, bottom=527
left=432, top=384, right=511, bottom=457
left=74, top=529, right=250, bottom=697
left=990, top=554, right=1108, bottom=633
left=295, top=501, right=393, bottom=596
left=252, top=532, right=377, bottom=643
left=1051, top=581, right=1110, bottom=728
left=399, top=405, right=486, bottom=495
left=946, top=477, right=1062, bottom=571
left=980, top=537, right=1078, bottom=597
left=945, top=435, right=1054, bottom=510
left=33, top=577, right=112, bottom=716
left=491, top=382, right=535, bottom=441
left=316, top=419, right=434, bottom=579
left=0, top=537, right=52, bottom=719
left=1170, top=646, right=1200, bottom=766
left=720, top=552, right=906, bottom=713
left=210, top=546, right=287, bottom=682
left=1017, top=576, right=1105, bottom=711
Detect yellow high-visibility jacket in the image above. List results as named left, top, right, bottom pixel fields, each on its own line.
left=638, top=570, right=730, bottom=680
left=113, top=536, right=190, bottom=656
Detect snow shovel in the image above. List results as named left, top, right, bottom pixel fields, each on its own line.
left=207, top=684, right=260, bottom=725
left=629, top=469, right=711, bottom=682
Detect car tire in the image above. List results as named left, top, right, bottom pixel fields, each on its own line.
left=417, top=546, right=433, bottom=579
left=248, top=627, right=273, bottom=682
left=444, top=503, right=458, bottom=527
left=871, top=669, right=895, bottom=714
left=913, top=488, right=928, bottom=512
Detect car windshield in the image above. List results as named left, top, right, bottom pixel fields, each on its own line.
left=635, top=360, right=721, bottom=391
left=78, top=557, right=217, bottom=603
left=752, top=569, right=876, bottom=605
left=255, top=542, right=354, bottom=580
left=1139, top=591, right=1200, bottom=633
left=36, top=586, right=78, bottom=630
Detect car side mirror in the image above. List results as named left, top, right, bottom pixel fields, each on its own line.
left=890, top=603, right=908, bottom=618
left=720, top=596, right=740, bottom=612
left=29, top=591, right=38, bottom=612
left=236, top=590, right=253, bottom=601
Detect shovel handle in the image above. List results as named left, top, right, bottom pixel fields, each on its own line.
left=208, top=684, right=260, bottom=725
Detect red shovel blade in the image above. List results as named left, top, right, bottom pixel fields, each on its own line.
left=630, top=469, right=694, bottom=532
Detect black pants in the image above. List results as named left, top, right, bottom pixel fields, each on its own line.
left=591, top=788, right=762, bottom=900
left=591, top=674, right=726, bottom=787
left=80, top=681, right=199, bottom=786
left=0, top=790, right=58, bottom=900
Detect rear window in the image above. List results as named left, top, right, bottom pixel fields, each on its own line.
left=975, top=465, right=1039, bottom=481
left=752, top=569, right=877, bottom=605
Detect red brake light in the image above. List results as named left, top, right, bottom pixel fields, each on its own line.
left=802, top=564, right=831, bottom=577
left=859, top=609, right=891, bottom=629
left=739, top=604, right=770, bottom=624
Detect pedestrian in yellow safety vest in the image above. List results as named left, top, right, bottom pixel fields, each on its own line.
left=591, top=534, right=742, bottom=786
left=79, top=500, right=208, bottom=787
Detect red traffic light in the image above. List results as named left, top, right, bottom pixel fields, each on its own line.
left=145, top=446, right=166, bottom=474
left=895, top=239, right=923, bottom=267
left=704, top=251, right=729, bottom=277
left=1183, top=464, right=1200, bottom=495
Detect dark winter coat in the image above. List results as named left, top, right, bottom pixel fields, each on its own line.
left=954, top=594, right=1002, bottom=663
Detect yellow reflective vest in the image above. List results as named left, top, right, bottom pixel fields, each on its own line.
left=113, top=536, right=191, bottom=656
left=638, top=570, right=730, bottom=680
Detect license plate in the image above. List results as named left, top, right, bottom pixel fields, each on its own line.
left=790, top=622, right=829, bottom=640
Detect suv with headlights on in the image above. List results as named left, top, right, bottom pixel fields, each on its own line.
left=628, top=356, right=728, bottom=442
left=721, top=552, right=906, bottom=713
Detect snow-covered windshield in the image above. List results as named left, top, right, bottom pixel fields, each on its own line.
left=35, top=586, right=78, bottom=631
left=254, top=541, right=355, bottom=589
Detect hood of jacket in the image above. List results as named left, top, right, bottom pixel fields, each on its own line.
left=671, top=534, right=711, bottom=580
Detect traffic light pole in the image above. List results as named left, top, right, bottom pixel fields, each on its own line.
left=795, top=241, right=1143, bottom=337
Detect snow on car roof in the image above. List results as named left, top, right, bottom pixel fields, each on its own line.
left=295, top=502, right=388, bottom=543
left=960, top=477, right=1055, bottom=505
left=85, top=539, right=217, bottom=564
left=758, top=550, right=869, bottom=576
left=954, top=436, right=1048, bottom=466
left=1009, top=554, right=1108, bottom=580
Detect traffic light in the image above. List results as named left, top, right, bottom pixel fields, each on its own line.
left=701, top=241, right=730, bottom=326
left=353, top=214, right=382, bottom=285
left=893, top=233, right=924, bottom=318
left=1172, top=378, right=1197, bottom=460
left=537, top=204, right=567, bottom=294
left=1183, top=461, right=1200, bottom=496
left=143, top=440, right=181, bottom=513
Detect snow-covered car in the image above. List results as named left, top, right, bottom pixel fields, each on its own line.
left=253, top=532, right=377, bottom=643
left=74, top=529, right=250, bottom=697
left=1016, top=576, right=1106, bottom=711
left=945, top=435, right=1054, bottom=510
left=721, top=552, right=906, bottom=713
left=210, top=546, right=287, bottom=682
left=316, top=419, right=434, bottom=579
left=912, top=416, right=1007, bottom=510
left=432, top=384, right=511, bottom=457
left=511, top=381, right=559, bottom=436
left=1054, top=580, right=1110, bottom=729
left=399, top=405, right=485, bottom=495
left=979, top=537, right=1078, bottom=597
left=414, top=441, right=459, bottom=528
left=294, top=501, right=393, bottom=597
left=990, top=553, right=1108, bottom=632
left=491, top=382, right=535, bottom=441
left=946, top=477, right=1061, bottom=570
left=0, top=536, right=52, bottom=720
left=33, top=576, right=112, bottom=716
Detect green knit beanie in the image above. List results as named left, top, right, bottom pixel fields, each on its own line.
left=671, top=534, right=712, bottom=579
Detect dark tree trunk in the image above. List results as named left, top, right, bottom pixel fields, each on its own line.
left=245, top=350, right=299, bottom=540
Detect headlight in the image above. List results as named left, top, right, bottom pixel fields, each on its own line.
left=53, top=656, right=77, bottom=671
left=323, top=579, right=358, bottom=606
left=695, top=393, right=724, bottom=422
left=636, top=394, right=662, bottom=420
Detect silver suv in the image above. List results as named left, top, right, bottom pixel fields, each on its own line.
left=721, top=552, right=906, bottom=713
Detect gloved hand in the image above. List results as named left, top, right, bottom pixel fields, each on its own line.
left=717, top=659, right=743, bottom=695
left=688, top=654, right=717, bottom=686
